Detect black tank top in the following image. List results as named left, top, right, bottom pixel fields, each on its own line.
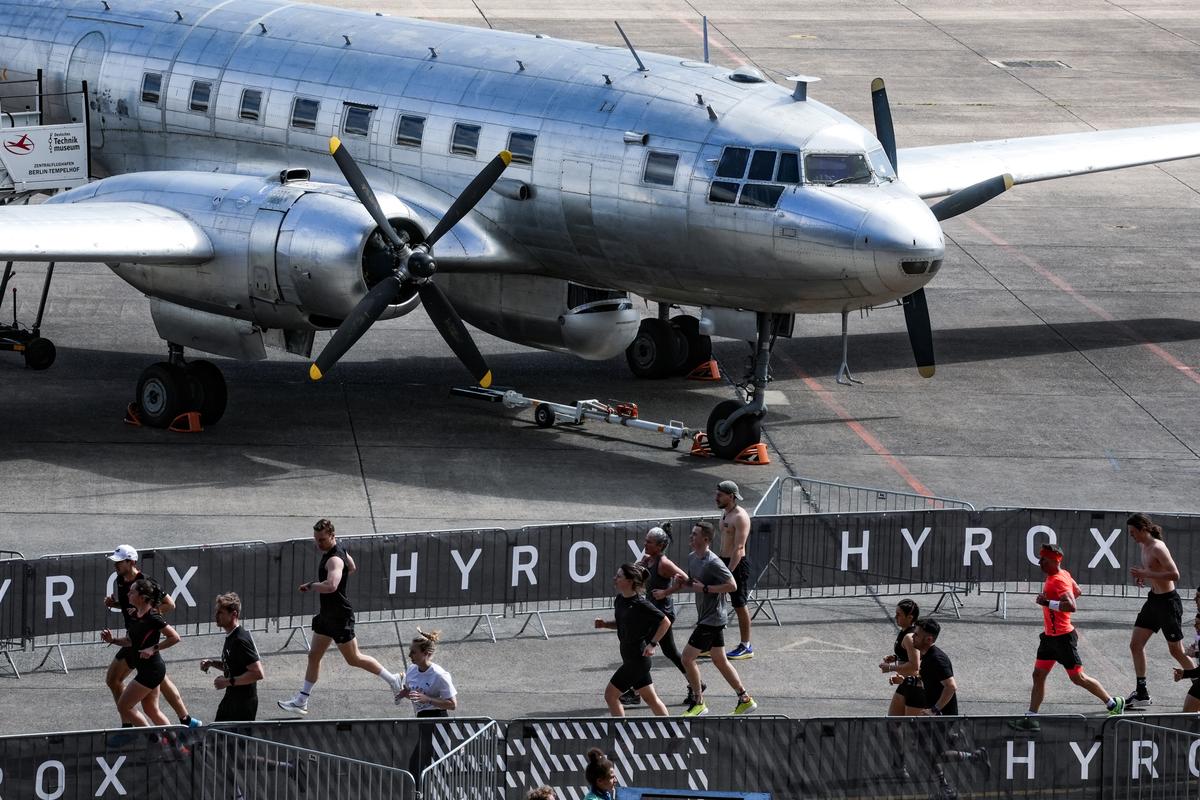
left=125, top=608, right=166, bottom=667
left=644, top=555, right=675, bottom=617
left=318, top=543, right=353, bottom=615
left=116, top=572, right=164, bottom=627
left=894, top=625, right=916, bottom=664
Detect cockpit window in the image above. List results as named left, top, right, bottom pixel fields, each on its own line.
left=777, top=152, right=800, bottom=183
left=738, top=184, right=785, bottom=208
left=716, top=147, right=750, bottom=179
left=747, top=150, right=776, bottom=181
left=805, top=153, right=872, bottom=185
left=867, top=147, right=896, bottom=180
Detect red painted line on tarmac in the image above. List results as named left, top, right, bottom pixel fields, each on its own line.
left=962, top=217, right=1200, bottom=387
left=772, top=350, right=935, bottom=497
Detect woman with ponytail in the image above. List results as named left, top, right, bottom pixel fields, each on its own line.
left=594, top=562, right=671, bottom=716
left=100, top=577, right=181, bottom=726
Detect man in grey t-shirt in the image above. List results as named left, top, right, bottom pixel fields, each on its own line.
left=667, top=520, right=758, bottom=717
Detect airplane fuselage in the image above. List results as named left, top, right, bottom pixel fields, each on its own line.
left=0, top=0, right=943, bottom=317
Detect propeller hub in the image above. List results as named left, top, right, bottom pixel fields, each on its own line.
left=407, top=249, right=437, bottom=280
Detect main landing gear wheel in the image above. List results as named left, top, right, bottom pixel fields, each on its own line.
left=23, top=336, right=56, bottom=370
left=625, top=318, right=676, bottom=379
left=669, top=315, right=711, bottom=375
left=136, top=362, right=187, bottom=428
left=184, top=359, right=228, bottom=426
left=706, top=399, right=762, bottom=460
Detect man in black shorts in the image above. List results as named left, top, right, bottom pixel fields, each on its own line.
left=202, top=592, right=264, bottom=722
left=669, top=520, right=757, bottom=717
left=278, top=519, right=405, bottom=714
left=1126, top=512, right=1194, bottom=706
left=716, top=480, right=755, bottom=660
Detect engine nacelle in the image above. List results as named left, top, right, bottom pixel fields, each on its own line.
left=55, top=171, right=422, bottom=343
left=439, top=274, right=639, bottom=361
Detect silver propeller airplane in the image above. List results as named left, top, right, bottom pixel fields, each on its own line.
left=1, top=0, right=1198, bottom=457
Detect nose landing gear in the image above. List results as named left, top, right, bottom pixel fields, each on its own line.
left=704, top=312, right=774, bottom=459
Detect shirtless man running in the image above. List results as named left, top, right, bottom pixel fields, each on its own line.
left=1126, top=512, right=1194, bottom=707
left=716, top=480, right=754, bottom=660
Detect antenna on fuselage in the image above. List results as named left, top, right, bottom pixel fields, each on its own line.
left=613, top=21, right=648, bottom=72
left=702, top=16, right=710, bottom=63
left=785, top=75, right=820, bottom=102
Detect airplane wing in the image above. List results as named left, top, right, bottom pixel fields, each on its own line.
left=0, top=202, right=213, bottom=264
left=897, top=122, right=1200, bottom=199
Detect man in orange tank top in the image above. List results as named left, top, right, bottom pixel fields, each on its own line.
left=1009, top=543, right=1125, bottom=731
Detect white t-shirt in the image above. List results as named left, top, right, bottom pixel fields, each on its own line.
left=404, top=662, right=456, bottom=714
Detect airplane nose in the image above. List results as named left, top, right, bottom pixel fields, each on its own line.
left=856, top=199, right=945, bottom=292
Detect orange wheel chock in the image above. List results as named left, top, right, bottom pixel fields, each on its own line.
left=687, top=359, right=722, bottom=381
left=734, top=442, right=771, bottom=465
left=168, top=411, right=204, bottom=433
left=124, top=403, right=143, bottom=427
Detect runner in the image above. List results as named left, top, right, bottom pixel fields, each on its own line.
left=716, top=480, right=755, bottom=660
left=594, top=563, right=671, bottom=717
left=879, top=599, right=922, bottom=717
left=619, top=525, right=693, bottom=708
left=1172, top=613, right=1200, bottom=712
left=1126, top=512, right=1194, bottom=707
left=669, top=520, right=757, bottom=717
left=1010, top=543, right=1125, bottom=730
left=277, top=519, right=405, bottom=714
left=103, top=544, right=200, bottom=727
left=100, top=578, right=181, bottom=726
left=201, top=592, right=264, bottom=722
left=397, top=629, right=457, bottom=778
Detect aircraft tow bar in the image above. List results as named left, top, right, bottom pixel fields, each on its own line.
left=451, top=386, right=695, bottom=449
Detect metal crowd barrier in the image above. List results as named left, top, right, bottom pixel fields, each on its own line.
left=0, top=549, right=22, bottom=677
left=755, top=475, right=976, bottom=516
left=198, top=728, right=416, bottom=800
left=1104, top=717, right=1200, bottom=799
left=421, top=719, right=502, bottom=800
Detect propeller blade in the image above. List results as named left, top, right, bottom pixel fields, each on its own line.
left=424, top=151, right=512, bottom=248
left=309, top=275, right=402, bottom=380
left=901, top=288, right=935, bottom=379
left=870, top=78, right=898, bottom=175
left=417, top=281, right=492, bottom=388
left=930, top=173, right=1014, bottom=222
left=329, top=136, right=408, bottom=251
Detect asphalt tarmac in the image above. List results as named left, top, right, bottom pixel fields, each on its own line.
left=1, top=0, right=1198, bottom=737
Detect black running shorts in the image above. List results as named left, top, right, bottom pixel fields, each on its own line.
left=894, top=675, right=924, bottom=704
left=312, top=613, right=356, bottom=643
left=688, top=624, right=726, bottom=653
left=133, top=657, right=167, bottom=690
left=1036, top=630, right=1082, bottom=670
left=611, top=654, right=653, bottom=692
left=1134, top=590, right=1184, bottom=642
left=722, top=557, right=753, bottom=609
left=216, top=694, right=259, bottom=722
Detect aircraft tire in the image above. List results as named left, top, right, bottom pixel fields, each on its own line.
left=23, top=336, right=56, bottom=370
left=185, top=360, right=228, bottom=426
left=136, top=362, right=186, bottom=428
left=669, top=315, right=711, bottom=374
left=625, top=318, right=676, bottom=379
left=706, top=399, right=761, bottom=460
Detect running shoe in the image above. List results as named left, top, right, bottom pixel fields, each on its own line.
left=732, top=696, right=758, bottom=715
left=1125, top=686, right=1153, bottom=707
left=1007, top=717, right=1039, bottom=732
left=619, top=688, right=641, bottom=707
left=680, top=683, right=707, bottom=707
left=726, top=644, right=754, bottom=660
left=973, top=747, right=991, bottom=779
left=1108, top=695, right=1126, bottom=716
left=186, top=716, right=203, bottom=728
left=696, top=650, right=711, bottom=659
left=682, top=702, right=709, bottom=717
left=277, top=697, right=309, bottom=715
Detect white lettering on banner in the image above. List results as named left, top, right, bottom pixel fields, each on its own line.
left=569, top=542, right=597, bottom=584
left=627, top=540, right=646, bottom=561
left=388, top=553, right=418, bottom=594
left=512, top=545, right=538, bottom=586
left=45, top=576, right=74, bottom=619
left=964, top=529, right=993, bottom=567
left=167, top=565, right=198, bottom=607
left=95, top=755, right=127, bottom=796
left=450, top=549, right=481, bottom=592
left=1088, top=528, right=1122, bottom=569
left=105, top=573, right=121, bottom=613
left=901, top=527, right=931, bottom=568
left=1007, top=740, right=1034, bottom=780
left=35, top=760, right=64, bottom=800
left=1190, top=739, right=1200, bottom=778
left=840, top=530, right=869, bottom=571
left=1026, top=526, right=1057, bottom=566
left=1069, top=741, right=1100, bottom=780
left=1133, top=739, right=1159, bottom=779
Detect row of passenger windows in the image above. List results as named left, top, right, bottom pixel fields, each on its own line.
left=139, top=72, right=537, bottom=164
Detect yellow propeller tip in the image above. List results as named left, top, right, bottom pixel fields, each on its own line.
left=479, top=371, right=493, bottom=389
left=309, top=364, right=324, bottom=381
left=498, top=150, right=512, bottom=166
left=871, top=77, right=885, bottom=92
left=918, top=366, right=935, bottom=379
left=329, top=136, right=341, bottom=154
left=1002, top=173, right=1014, bottom=191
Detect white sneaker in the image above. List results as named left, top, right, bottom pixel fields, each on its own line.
left=277, top=697, right=309, bottom=715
